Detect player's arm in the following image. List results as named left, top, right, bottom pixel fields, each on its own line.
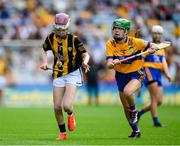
left=106, top=41, right=120, bottom=69
left=106, top=41, right=114, bottom=69
left=162, top=57, right=172, bottom=82
left=40, top=48, right=48, bottom=70
left=106, top=59, right=114, bottom=69
left=81, top=51, right=90, bottom=73
left=40, top=35, right=52, bottom=70
left=75, top=37, right=90, bottom=73
left=107, top=58, right=122, bottom=69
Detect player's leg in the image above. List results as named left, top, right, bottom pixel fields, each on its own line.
left=63, top=84, right=77, bottom=131
left=138, top=82, right=163, bottom=125
left=123, top=79, right=142, bottom=138
left=63, top=84, right=77, bottom=113
left=138, top=68, right=164, bottom=127
left=63, top=69, right=83, bottom=131
left=119, top=92, right=140, bottom=137
left=53, top=76, right=67, bottom=140
left=151, top=73, right=164, bottom=127
left=53, top=86, right=65, bottom=124
left=123, top=79, right=141, bottom=112
left=0, top=89, right=3, bottom=104
left=53, top=86, right=67, bottom=140
left=115, top=71, right=142, bottom=138
left=119, top=92, right=130, bottom=120
left=138, top=82, right=158, bottom=118
left=148, top=84, right=163, bottom=126
left=0, top=77, right=6, bottom=105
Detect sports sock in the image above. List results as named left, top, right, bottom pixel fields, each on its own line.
left=130, top=123, right=139, bottom=132
left=138, top=109, right=145, bottom=117
left=67, top=112, right=73, bottom=115
left=130, top=105, right=136, bottom=111
left=153, top=117, right=159, bottom=124
left=58, top=123, right=66, bottom=133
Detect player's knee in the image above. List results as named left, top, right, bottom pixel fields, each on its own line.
left=63, top=102, right=71, bottom=112
left=157, top=99, right=162, bottom=106
left=54, top=104, right=63, bottom=111
left=153, top=96, right=162, bottom=106
left=123, top=89, right=132, bottom=97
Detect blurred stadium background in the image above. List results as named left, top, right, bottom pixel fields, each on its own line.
left=0, top=0, right=180, bottom=107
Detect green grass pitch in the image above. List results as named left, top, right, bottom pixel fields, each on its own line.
left=0, top=105, right=180, bottom=145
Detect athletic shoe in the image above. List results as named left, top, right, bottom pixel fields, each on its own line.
left=56, top=133, right=67, bottom=140
left=129, top=110, right=138, bottom=124
left=128, top=131, right=141, bottom=138
left=68, top=112, right=76, bottom=131
left=154, top=122, right=166, bottom=127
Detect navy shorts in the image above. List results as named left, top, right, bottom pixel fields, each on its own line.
left=115, top=69, right=145, bottom=92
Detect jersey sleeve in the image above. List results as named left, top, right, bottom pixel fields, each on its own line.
left=42, top=35, right=52, bottom=51
left=74, top=37, right=86, bottom=53
left=106, top=40, right=114, bottom=60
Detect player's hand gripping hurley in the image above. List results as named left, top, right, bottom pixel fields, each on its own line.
left=113, top=41, right=171, bottom=64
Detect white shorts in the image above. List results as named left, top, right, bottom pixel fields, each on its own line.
left=0, top=76, right=6, bottom=89
left=53, top=69, right=83, bottom=87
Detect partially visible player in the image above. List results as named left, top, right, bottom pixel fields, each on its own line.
left=0, top=50, right=8, bottom=105
left=40, top=13, right=90, bottom=140
left=106, top=18, right=157, bottom=138
left=138, top=25, right=172, bottom=127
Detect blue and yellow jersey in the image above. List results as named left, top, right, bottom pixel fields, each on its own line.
left=143, top=46, right=165, bottom=70
left=106, top=36, right=150, bottom=74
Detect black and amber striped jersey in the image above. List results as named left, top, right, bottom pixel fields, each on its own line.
left=42, top=32, right=87, bottom=79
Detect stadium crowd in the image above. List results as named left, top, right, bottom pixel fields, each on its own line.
left=0, top=0, right=180, bottom=85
